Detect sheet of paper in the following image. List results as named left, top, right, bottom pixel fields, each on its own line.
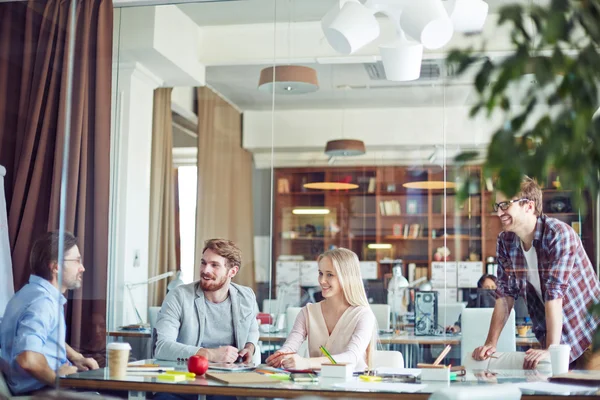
left=375, top=367, right=422, bottom=377
left=431, top=262, right=457, bottom=288
left=359, top=261, right=378, bottom=280
left=299, top=261, right=319, bottom=286
left=333, top=381, right=427, bottom=393
left=457, top=261, right=484, bottom=288
left=513, top=382, right=598, bottom=394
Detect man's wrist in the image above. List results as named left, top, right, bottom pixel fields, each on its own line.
left=196, top=348, right=211, bottom=359
left=244, top=343, right=255, bottom=355
left=70, top=352, right=84, bottom=361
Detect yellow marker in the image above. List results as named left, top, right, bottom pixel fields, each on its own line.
left=359, top=375, right=382, bottom=382
left=319, top=346, right=337, bottom=364
left=165, top=371, right=196, bottom=378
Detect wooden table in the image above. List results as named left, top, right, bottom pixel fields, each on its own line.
left=59, top=360, right=600, bottom=400
left=108, top=330, right=151, bottom=338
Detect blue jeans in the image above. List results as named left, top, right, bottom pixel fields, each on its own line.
left=153, top=394, right=237, bottom=400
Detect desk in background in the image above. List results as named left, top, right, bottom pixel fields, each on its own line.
left=60, top=359, right=600, bottom=400
left=108, top=330, right=152, bottom=361
left=259, top=332, right=540, bottom=367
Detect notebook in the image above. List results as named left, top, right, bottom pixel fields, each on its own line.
left=206, top=372, right=278, bottom=384
left=208, top=363, right=255, bottom=371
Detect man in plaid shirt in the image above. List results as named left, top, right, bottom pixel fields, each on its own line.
left=473, top=177, right=600, bottom=369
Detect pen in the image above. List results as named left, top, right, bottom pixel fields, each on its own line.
left=319, top=345, right=337, bottom=364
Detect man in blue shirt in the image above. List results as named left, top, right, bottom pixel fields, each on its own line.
left=0, top=231, right=99, bottom=394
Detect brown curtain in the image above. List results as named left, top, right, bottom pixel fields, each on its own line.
left=195, top=87, right=255, bottom=288
left=148, top=88, right=177, bottom=307
left=0, top=0, right=112, bottom=359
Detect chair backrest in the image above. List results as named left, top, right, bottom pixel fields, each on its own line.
left=286, top=307, right=302, bottom=334
left=369, top=304, right=390, bottom=330
left=461, top=308, right=516, bottom=363
left=437, top=303, right=466, bottom=327
left=373, top=350, right=404, bottom=369
left=147, top=306, right=161, bottom=329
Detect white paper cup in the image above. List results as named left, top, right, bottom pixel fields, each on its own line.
left=399, top=0, right=454, bottom=50
left=445, top=0, right=489, bottom=33
left=107, top=342, right=131, bottom=378
left=379, top=37, right=424, bottom=81
left=549, top=344, right=570, bottom=375
left=322, top=1, right=379, bottom=54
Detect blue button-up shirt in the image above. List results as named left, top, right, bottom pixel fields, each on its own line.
left=0, top=275, right=68, bottom=394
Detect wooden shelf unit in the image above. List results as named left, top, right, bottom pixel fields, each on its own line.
left=273, top=166, right=596, bottom=281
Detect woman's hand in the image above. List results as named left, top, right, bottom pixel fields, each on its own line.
left=266, top=351, right=289, bottom=367
left=280, top=354, right=310, bottom=370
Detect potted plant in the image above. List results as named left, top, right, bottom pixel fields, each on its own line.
left=446, top=0, right=600, bottom=368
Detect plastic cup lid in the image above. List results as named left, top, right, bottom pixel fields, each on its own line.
left=107, top=342, right=132, bottom=350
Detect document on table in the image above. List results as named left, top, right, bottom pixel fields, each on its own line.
left=513, top=382, right=598, bottom=394
left=375, top=367, right=422, bottom=377
left=333, top=381, right=427, bottom=393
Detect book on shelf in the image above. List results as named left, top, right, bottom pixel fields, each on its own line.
left=367, top=177, right=376, bottom=193
left=403, top=224, right=410, bottom=238
left=409, top=224, right=420, bottom=238
left=277, top=178, right=290, bottom=193
left=379, top=200, right=401, bottom=216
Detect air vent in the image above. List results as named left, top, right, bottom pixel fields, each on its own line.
left=364, top=60, right=459, bottom=81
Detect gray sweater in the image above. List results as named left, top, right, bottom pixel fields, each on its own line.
left=154, top=281, right=259, bottom=360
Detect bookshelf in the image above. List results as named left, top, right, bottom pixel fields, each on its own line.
left=273, top=166, right=596, bottom=283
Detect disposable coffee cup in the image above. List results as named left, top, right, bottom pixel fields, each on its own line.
left=549, top=344, right=570, bottom=375
left=107, top=342, right=131, bottom=378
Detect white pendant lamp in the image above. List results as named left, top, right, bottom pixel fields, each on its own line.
left=322, top=0, right=380, bottom=55
left=399, top=0, right=454, bottom=50
left=257, top=65, right=319, bottom=94
left=379, top=34, right=424, bottom=82
left=445, top=0, right=489, bottom=34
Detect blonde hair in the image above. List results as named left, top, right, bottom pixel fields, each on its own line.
left=318, top=248, right=377, bottom=369
left=519, top=176, right=543, bottom=216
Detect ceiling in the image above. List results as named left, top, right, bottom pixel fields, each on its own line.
left=177, top=0, right=546, bottom=27
left=206, top=61, right=479, bottom=110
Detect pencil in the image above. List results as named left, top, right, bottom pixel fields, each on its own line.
left=319, top=345, right=337, bottom=364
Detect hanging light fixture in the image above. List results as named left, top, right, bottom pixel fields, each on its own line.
left=258, top=65, right=319, bottom=94
left=258, top=0, right=319, bottom=95
left=324, top=139, right=366, bottom=157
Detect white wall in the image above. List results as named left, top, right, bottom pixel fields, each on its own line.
left=109, top=62, right=161, bottom=328
left=109, top=5, right=205, bottom=329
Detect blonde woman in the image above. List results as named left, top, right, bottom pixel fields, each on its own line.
left=266, top=248, right=377, bottom=371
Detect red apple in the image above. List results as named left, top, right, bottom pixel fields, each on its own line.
left=188, top=355, right=209, bottom=375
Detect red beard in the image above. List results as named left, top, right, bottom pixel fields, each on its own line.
left=200, top=274, right=228, bottom=292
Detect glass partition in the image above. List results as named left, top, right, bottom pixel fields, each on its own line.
left=0, top=0, right=591, bottom=396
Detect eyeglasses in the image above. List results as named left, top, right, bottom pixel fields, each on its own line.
left=493, top=198, right=530, bottom=212
left=64, top=258, right=82, bottom=264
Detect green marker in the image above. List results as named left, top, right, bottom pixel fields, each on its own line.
left=319, top=345, right=337, bottom=364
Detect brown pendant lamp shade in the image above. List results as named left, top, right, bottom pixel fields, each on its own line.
left=258, top=65, right=319, bottom=94
left=325, top=139, right=366, bottom=156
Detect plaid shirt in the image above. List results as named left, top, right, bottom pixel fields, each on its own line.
left=496, top=215, right=600, bottom=362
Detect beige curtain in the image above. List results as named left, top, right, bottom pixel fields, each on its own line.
left=195, top=87, right=255, bottom=288
left=148, top=88, right=177, bottom=307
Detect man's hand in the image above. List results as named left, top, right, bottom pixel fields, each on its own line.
left=71, top=356, right=99, bottom=371
left=57, top=363, right=78, bottom=377
left=523, top=349, right=550, bottom=369
left=280, top=354, right=310, bottom=370
left=238, top=343, right=255, bottom=364
left=209, top=346, right=240, bottom=363
left=472, top=344, right=497, bottom=361
left=446, top=325, right=460, bottom=334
